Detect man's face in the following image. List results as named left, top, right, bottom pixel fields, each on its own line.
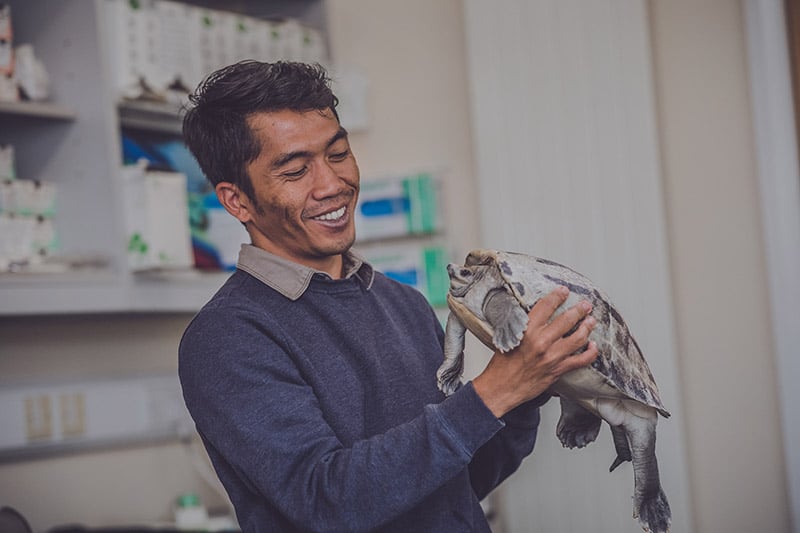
left=234, top=108, right=360, bottom=273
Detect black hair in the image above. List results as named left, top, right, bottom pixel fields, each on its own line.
left=182, top=60, right=339, bottom=200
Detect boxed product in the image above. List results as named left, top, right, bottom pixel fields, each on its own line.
left=121, top=162, right=193, bottom=271
left=354, top=172, right=441, bottom=241
left=359, top=243, right=450, bottom=307
left=4, top=179, right=57, bottom=217
left=0, top=144, right=15, bottom=180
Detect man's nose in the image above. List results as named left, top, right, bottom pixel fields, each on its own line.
left=313, top=160, right=344, bottom=197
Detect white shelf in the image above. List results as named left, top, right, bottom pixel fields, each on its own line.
left=0, top=270, right=231, bottom=315
left=0, top=100, right=77, bottom=121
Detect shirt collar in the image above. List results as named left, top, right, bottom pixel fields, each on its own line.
left=236, top=244, right=375, bottom=300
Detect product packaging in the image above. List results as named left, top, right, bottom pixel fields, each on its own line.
left=121, top=162, right=193, bottom=271
left=355, top=172, right=442, bottom=242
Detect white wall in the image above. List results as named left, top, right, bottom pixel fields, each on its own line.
left=743, top=0, right=800, bottom=528
left=462, top=1, right=690, bottom=531
left=650, top=0, right=792, bottom=531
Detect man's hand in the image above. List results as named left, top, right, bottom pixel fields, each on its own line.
left=472, top=285, right=599, bottom=418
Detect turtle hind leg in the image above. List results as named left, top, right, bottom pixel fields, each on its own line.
left=609, top=424, right=632, bottom=472
left=619, top=403, right=671, bottom=533
left=556, top=397, right=602, bottom=449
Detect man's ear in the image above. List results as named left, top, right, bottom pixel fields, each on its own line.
left=215, top=182, right=253, bottom=224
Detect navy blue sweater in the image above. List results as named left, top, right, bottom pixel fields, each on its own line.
left=179, top=263, right=541, bottom=532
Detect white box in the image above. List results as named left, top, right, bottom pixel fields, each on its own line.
left=121, top=164, right=193, bottom=271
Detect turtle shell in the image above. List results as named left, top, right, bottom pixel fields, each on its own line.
left=451, top=249, right=670, bottom=418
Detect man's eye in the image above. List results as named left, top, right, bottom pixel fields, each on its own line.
left=282, top=167, right=307, bottom=179
left=329, top=150, right=349, bottom=162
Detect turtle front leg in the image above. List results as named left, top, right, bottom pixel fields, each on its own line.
left=482, top=288, right=529, bottom=352
left=437, top=313, right=467, bottom=396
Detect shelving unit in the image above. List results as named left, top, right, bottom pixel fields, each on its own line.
left=0, top=0, right=326, bottom=316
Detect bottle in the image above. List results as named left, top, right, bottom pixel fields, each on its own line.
left=174, top=492, right=209, bottom=530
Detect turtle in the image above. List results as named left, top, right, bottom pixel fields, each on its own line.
left=436, top=249, right=671, bottom=533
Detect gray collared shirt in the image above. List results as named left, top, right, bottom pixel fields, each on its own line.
left=236, top=244, right=375, bottom=300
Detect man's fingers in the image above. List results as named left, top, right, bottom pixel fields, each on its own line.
left=533, top=298, right=593, bottom=350
left=553, top=315, right=596, bottom=354
left=529, top=286, right=569, bottom=328
left=549, top=300, right=592, bottom=333
left=559, top=340, right=599, bottom=374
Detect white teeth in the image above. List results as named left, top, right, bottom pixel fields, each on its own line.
left=314, top=206, right=346, bottom=221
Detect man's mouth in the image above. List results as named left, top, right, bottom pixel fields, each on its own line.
left=311, top=206, right=347, bottom=222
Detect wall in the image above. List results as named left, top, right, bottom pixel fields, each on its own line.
left=0, top=314, right=229, bottom=528
left=326, top=0, right=481, bottom=259
left=461, top=0, right=690, bottom=531
left=649, top=0, right=791, bottom=531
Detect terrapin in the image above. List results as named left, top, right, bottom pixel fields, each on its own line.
left=437, top=249, right=671, bottom=533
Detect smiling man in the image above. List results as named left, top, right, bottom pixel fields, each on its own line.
left=178, top=61, right=598, bottom=532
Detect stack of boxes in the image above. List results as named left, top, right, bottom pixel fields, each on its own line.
left=105, top=0, right=327, bottom=103
left=0, top=146, right=59, bottom=271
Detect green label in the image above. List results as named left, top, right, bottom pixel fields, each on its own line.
left=423, top=247, right=448, bottom=307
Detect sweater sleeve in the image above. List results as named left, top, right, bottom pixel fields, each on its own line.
left=179, top=304, right=504, bottom=533
left=467, top=395, right=544, bottom=499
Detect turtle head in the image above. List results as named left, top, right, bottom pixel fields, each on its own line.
left=447, top=263, right=480, bottom=297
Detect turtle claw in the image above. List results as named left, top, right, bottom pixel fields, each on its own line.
left=436, top=362, right=463, bottom=397
left=557, top=418, right=601, bottom=448
left=635, top=489, right=671, bottom=533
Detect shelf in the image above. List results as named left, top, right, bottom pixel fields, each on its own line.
left=0, top=269, right=231, bottom=315
left=118, top=100, right=184, bottom=134
left=0, top=100, right=77, bottom=121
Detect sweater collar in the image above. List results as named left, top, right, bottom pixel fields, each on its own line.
left=236, top=244, right=375, bottom=300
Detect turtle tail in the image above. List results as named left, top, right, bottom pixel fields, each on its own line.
left=609, top=424, right=632, bottom=472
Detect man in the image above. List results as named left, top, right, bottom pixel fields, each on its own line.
left=179, top=60, right=598, bottom=532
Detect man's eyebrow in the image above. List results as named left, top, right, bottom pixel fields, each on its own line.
left=328, top=127, right=349, bottom=148
left=271, top=149, right=312, bottom=171
left=271, top=127, right=350, bottom=170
